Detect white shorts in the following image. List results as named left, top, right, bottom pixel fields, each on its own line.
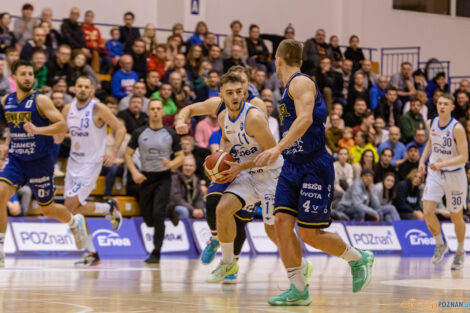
left=422, top=168, right=467, bottom=212
left=65, top=159, right=102, bottom=205
left=225, top=167, right=281, bottom=225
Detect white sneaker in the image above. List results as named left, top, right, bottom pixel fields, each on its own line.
left=70, top=214, right=87, bottom=250
left=451, top=253, right=465, bottom=271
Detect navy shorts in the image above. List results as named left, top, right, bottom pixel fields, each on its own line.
left=0, top=154, right=55, bottom=206
left=274, top=153, right=334, bottom=229
left=207, top=182, right=256, bottom=222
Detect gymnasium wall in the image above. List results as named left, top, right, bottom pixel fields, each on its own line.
left=3, top=0, right=470, bottom=75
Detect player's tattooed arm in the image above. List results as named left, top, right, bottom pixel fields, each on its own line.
left=429, top=124, right=468, bottom=171
left=23, top=94, right=67, bottom=136
left=175, top=97, right=222, bottom=134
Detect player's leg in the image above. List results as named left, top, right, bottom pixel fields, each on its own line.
left=222, top=216, right=248, bottom=284
left=450, top=210, right=466, bottom=270
left=422, top=170, right=447, bottom=263
left=0, top=181, right=18, bottom=266
left=200, top=184, right=225, bottom=265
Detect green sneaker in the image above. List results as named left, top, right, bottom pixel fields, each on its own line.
left=206, top=260, right=239, bottom=283
left=302, top=260, right=313, bottom=285
left=349, top=250, right=374, bottom=293
left=268, top=284, right=312, bottom=306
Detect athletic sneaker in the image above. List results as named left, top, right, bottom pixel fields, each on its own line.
left=145, top=254, right=160, bottom=264
left=268, top=284, right=312, bottom=306
left=74, top=252, right=101, bottom=266
left=223, top=270, right=238, bottom=284
left=207, top=260, right=239, bottom=283
left=349, top=250, right=374, bottom=293
left=70, top=214, right=87, bottom=250
left=451, top=253, right=465, bottom=271
left=106, top=199, right=123, bottom=231
left=431, top=244, right=449, bottom=264
left=200, top=237, right=220, bottom=265
left=302, top=260, right=313, bottom=285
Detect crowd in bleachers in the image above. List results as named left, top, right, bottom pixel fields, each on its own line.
left=1, top=4, right=470, bottom=222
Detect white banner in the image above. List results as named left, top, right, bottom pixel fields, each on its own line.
left=247, top=221, right=277, bottom=253
left=141, top=221, right=190, bottom=253
left=304, top=223, right=350, bottom=253
left=346, top=225, right=401, bottom=251
left=442, top=223, right=470, bottom=252
left=5, top=224, right=16, bottom=254
left=192, top=221, right=250, bottom=253
left=11, top=222, right=78, bottom=251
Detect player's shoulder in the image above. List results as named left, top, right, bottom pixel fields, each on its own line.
left=246, top=106, right=267, bottom=126
left=453, top=121, right=465, bottom=134
left=35, top=93, right=52, bottom=103
left=289, top=74, right=316, bottom=96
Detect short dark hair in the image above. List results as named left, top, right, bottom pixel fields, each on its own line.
left=227, top=65, right=250, bottom=78
left=276, top=39, right=302, bottom=66
left=230, top=20, right=242, bottom=29
left=208, top=70, right=219, bottom=76
left=220, top=72, right=245, bottom=87
left=387, top=86, right=398, bottom=93
left=75, top=75, right=93, bottom=85
left=249, top=24, right=259, bottom=32
left=12, top=60, right=33, bottom=74
left=435, top=72, right=446, bottom=80
left=401, top=61, right=412, bottom=67
left=354, top=97, right=367, bottom=104
left=32, top=48, right=46, bottom=56
left=130, top=95, right=143, bottom=103
left=5, top=47, right=17, bottom=55
left=22, top=3, right=34, bottom=11
left=110, top=28, right=119, bottom=36
left=105, top=96, right=118, bottom=105
left=440, top=93, right=455, bottom=104
left=381, top=147, right=395, bottom=157
left=124, top=11, right=135, bottom=19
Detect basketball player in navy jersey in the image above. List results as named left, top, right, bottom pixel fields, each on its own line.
left=176, top=66, right=312, bottom=284
left=0, top=60, right=88, bottom=266
left=255, top=40, right=374, bottom=305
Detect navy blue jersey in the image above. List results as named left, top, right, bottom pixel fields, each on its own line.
left=3, top=92, right=54, bottom=160
left=279, top=73, right=328, bottom=163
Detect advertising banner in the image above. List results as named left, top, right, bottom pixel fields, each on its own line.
left=393, top=220, right=436, bottom=256
left=346, top=225, right=401, bottom=251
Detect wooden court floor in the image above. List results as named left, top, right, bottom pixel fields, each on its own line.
left=0, top=255, right=469, bottom=313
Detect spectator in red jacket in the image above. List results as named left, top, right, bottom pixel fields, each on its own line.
left=148, top=43, right=167, bottom=79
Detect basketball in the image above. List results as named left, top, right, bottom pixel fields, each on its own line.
left=204, top=151, right=235, bottom=183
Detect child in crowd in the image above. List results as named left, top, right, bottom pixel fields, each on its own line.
left=338, top=127, right=355, bottom=151
left=106, top=28, right=124, bottom=65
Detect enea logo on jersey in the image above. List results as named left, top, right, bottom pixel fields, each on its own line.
left=92, top=229, right=131, bottom=247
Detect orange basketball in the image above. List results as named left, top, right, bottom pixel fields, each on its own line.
left=204, top=151, right=235, bottom=183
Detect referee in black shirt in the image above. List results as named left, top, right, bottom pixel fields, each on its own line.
left=125, top=99, right=184, bottom=264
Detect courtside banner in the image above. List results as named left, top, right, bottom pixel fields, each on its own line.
left=393, top=220, right=435, bottom=256
left=87, top=218, right=147, bottom=258
left=441, top=222, right=470, bottom=252
left=346, top=224, right=402, bottom=251
left=5, top=223, right=16, bottom=254
left=135, top=218, right=198, bottom=256
left=10, top=217, right=81, bottom=255
left=246, top=221, right=276, bottom=254
left=304, top=223, right=350, bottom=254
left=190, top=220, right=251, bottom=255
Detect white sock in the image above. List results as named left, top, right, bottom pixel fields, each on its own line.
left=220, top=242, right=234, bottom=263
left=0, top=233, right=5, bottom=254
left=434, top=233, right=444, bottom=246
left=340, top=244, right=362, bottom=262
left=301, top=257, right=307, bottom=269
left=67, top=214, right=77, bottom=228
left=95, top=202, right=111, bottom=216
left=287, top=266, right=305, bottom=292
left=457, top=241, right=465, bottom=254
left=85, top=235, right=96, bottom=253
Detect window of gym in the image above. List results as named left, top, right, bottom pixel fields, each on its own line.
left=393, top=0, right=450, bottom=15
left=456, top=0, right=470, bottom=17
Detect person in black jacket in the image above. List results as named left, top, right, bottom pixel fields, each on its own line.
left=223, top=44, right=247, bottom=73
left=60, top=8, right=90, bottom=57
left=246, top=24, right=269, bottom=72
left=131, top=39, right=147, bottom=79
left=315, top=57, right=344, bottom=111
left=301, top=28, right=334, bottom=76
left=119, top=12, right=140, bottom=53
left=46, top=44, right=74, bottom=88
left=393, top=169, right=424, bottom=220
left=374, top=87, right=402, bottom=127
left=344, top=35, right=365, bottom=73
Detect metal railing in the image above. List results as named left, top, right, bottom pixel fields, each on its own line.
left=449, top=76, right=470, bottom=92
left=418, top=60, right=450, bottom=84
left=339, top=45, right=378, bottom=61
left=380, top=46, right=420, bottom=77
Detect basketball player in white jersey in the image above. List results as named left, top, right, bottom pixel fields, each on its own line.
left=204, top=72, right=284, bottom=282
left=419, top=93, right=468, bottom=271
left=61, top=76, right=126, bottom=266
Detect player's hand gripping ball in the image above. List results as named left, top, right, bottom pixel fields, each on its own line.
left=204, top=151, right=235, bottom=183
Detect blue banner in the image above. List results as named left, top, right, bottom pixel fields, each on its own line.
left=87, top=218, right=147, bottom=258
left=393, top=220, right=436, bottom=256
left=190, top=0, right=199, bottom=15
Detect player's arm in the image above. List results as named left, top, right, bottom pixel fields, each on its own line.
left=1, top=96, right=9, bottom=147
left=254, top=76, right=315, bottom=166
left=23, top=95, right=67, bottom=136
left=430, top=124, right=468, bottom=171
left=95, top=103, right=126, bottom=166
left=418, top=120, right=433, bottom=176
left=217, top=110, right=232, bottom=153
left=219, top=109, right=276, bottom=183
left=175, top=97, right=222, bottom=134
left=54, top=103, right=71, bottom=144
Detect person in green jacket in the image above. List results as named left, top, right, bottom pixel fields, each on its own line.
left=32, top=49, right=48, bottom=92
left=400, top=98, right=425, bottom=144
left=151, top=83, right=177, bottom=115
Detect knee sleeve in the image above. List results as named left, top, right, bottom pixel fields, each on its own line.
left=233, top=217, right=248, bottom=256
left=206, top=194, right=221, bottom=231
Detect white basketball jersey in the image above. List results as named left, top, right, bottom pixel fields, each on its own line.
left=67, top=99, right=107, bottom=163
left=224, top=102, right=282, bottom=170
left=429, top=117, right=463, bottom=171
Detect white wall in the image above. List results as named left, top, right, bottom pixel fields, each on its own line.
left=3, top=0, right=470, bottom=75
